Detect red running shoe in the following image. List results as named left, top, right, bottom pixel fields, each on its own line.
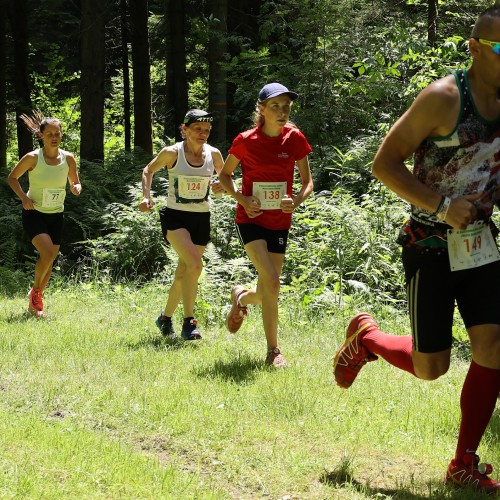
left=265, top=347, right=287, bottom=368
left=28, top=288, right=46, bottom=317
left=332, top=313, right=378, bottom=388
left=446, top=453, right=500, bottom=493
left=225, top=285, right=248, bottom=333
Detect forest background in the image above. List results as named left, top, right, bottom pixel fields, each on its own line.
left=1, top=1, right=500, bottom=497
left=0, top=0, right=496, bottom=309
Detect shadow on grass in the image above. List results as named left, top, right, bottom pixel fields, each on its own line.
left=195, top=354, right=263, bottom=384
left=5, top=311, right=39, bottom=323
left=319, top=469, right=493, bottom=499
left=125, top=334, right=201, bottom=352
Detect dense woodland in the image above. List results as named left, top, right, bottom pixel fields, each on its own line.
left=0, top=0, right=494, bottom=304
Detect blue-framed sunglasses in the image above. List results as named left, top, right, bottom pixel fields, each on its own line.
left=474, top=37, right=500, bottom=55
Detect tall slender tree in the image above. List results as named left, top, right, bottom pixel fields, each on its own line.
left=130, top=0, right=153, bottom=155
left=7, top=0, right=33, bottom=159
left=121, top=0, right=131, bottom=152
left=428, top=0, right=438, bottom=46
left=80, top=0, right=106, bottom=162
left=207, top=0, right=228, bottom=146
left=226, top=0, right=262, bottom=141
left=166, top=0, right=188, bottom=141
left=0, top=4, right=7, bottom=172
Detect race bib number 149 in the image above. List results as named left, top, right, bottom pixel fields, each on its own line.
left=447, top=223, right=500, bottom=271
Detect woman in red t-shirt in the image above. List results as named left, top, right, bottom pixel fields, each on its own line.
left=219, top=82, right=313, bottom=367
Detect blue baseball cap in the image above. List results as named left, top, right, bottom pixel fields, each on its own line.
left=258, top=83, right=298, bottom=102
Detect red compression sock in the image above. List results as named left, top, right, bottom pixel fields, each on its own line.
left=455, top=360, right=500, bottom=461
left=363, top=330, right=416, bottom=375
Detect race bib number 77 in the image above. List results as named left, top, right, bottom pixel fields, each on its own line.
left=42, top=188, right=66, bottom=208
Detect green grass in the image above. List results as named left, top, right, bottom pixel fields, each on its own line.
left=0, top=283, right=498, bottom=499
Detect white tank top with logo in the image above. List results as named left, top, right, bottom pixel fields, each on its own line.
left=166, top=142, right=215, bottom=213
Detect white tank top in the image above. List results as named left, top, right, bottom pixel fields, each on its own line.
left=166, top=141, right=215, bottom=212
left=27, top=148, right=69, bottom=214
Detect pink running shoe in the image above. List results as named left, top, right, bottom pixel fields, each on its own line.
left=265, top=347, right=287, bottom=368
left=446, top=453, right=500, bottom=493
left=332, top=313, right=378, bottom=388
left=225, top=285, right=248, bottom=333
left=28, top=288, right=46, bottom=317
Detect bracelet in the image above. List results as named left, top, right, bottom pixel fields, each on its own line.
left=434, top=195, right=445, bottom=215
left=436, top=196, right=451, bottom=222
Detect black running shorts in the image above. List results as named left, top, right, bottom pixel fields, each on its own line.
left=159, top=206, right=210, bottom=246
left=236, top=223, right=289, bottom=254
left=22, top=209, right=64, bottom=245
left=403, top=246, right=500, bottom=353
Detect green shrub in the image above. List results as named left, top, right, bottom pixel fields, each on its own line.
left=0, top=266, right=30, bottom=295
left=284, top=182, right=407, bottom=313
left=75, top=187, right=171, bottom=283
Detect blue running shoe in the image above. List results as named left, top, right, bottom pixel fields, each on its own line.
left=156, top=314, right=175, bottom=338
left=181, top=317, right=202, bottom=340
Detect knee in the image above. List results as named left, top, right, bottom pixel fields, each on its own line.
left=174, top=265, right=185, bottom=280
left=263, top=275, right=280, bottom=298
left=414, top=361, right=450, bottom=381
left=487, top=338, right=500, bottom=360
left=186, top=258, right=203, bottom=276
left=472, top=336, right=500, bottom=369
left=38, top=250, right=58, bottom=266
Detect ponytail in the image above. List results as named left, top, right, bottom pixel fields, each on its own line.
left=19, top=110, right=61, bottom=136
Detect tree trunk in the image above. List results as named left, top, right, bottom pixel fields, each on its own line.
left=164, top=0, right=174, bottom=139
left=226, top=0, right=262, bottom=142
left=121, top=0, right=131, bottom=152
left=427, top=0, right=438, bottom=46
left=207, top=0, right=227, bottom=147
left=0, top=5, right=7, bottom=172
left=130, top=0, right=153, bottom=155
left=166, top=0, right=188, bottom=142
left=80, top=0, right=106, bottom=163
left=7, top=0, right=33, bottom=159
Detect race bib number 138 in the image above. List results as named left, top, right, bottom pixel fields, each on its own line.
left=252, top=181, right=287, bottom=210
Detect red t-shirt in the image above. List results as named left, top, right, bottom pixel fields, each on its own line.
left=228, top=125, right=312, bottom=230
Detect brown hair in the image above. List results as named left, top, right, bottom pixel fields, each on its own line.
left=472, top=4, right=500, bottom=38
left=19, top=110, right=62, bottom=137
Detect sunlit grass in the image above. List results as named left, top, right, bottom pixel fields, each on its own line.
left=0, top=283, right=497, bottom=499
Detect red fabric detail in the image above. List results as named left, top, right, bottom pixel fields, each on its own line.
left=455, top=361, right=500, bottom=460
left=229, top=125, right=312, bottom=230
left=363, top=331, right=416, bottom=375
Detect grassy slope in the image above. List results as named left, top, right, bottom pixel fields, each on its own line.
left=0, top=284, right=498, bottom=499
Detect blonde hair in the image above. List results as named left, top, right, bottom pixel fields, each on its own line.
left=19, top=110, right=62, bottom=137
left=252, top=99, right=298, bottom=129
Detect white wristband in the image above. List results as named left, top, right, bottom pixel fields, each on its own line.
left=436, top=196, right=451, bottom=222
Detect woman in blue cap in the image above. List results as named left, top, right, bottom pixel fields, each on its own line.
left=219, top=83, right=313, bottom=367
left=139, top=109, right=225, bottom=340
